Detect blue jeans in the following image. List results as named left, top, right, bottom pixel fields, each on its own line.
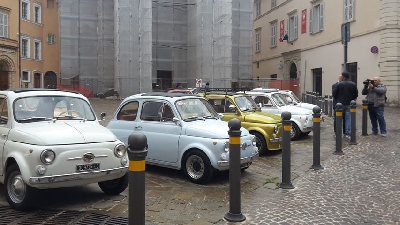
left=367, top=105, right=387, bottom=134
left=342, top=105, right=351, bottom=136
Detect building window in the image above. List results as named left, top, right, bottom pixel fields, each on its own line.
left=34, top=3, right=42, bottom=23
left=271, top=0, right=277, bottom=8
left=270, top=22, right=277, bottom=47
left=288, top=14, right=298, bottom=41
left=47, top=0, right=55, bottom=8
left=0, top=12, right=8, bottom=38
left=21, top=0, right=30, bottom=20
left=310, top=3, right=324, bottom=34
left=344, top=0, right=354, bottom=22
left=257, top=62, right=260, bottom=68
left=255, top=0, right=261, bottom=17
left=270, top=74, right=277, bottom=80
left=22, top=70, right=31, bottom=82
left=21, top=36, right=30, bottom=58
left=255, top=29, right=261, bottom=52
left=47, top=34, right=56, bottom=45
left=34, top=39, right=41, bottom=60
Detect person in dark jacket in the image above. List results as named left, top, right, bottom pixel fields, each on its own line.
left=332, top=75, right=344, bottom=134
left=332, top=71, right=358, bottom=138
left=361, top=77, right=387, bottom=136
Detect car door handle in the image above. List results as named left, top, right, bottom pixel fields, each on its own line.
left=134, top=126, right=142, bottom=129
left=1, top=134, right=6, bottom=138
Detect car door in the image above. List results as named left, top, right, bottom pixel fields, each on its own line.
left=137, top=100, right=181, bottom=165
left=109, top=100, right=140, bottom=147
left=0, top=96, right=10, bottom=177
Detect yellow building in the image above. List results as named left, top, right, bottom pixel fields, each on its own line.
left=20, top=0, right=59, bottom=88
left=0, top=0, right=59, bottom=90
left=253, top=0, right=400, bottom=106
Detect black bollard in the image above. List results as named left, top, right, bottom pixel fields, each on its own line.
left=127, top=133, right=148, bottom=225
left=311, top=106, right=323, bottom=170
left=334, top=103, right=344, bottom=155
left=324, top=95, right=328, bottom=115
left=350, top=100, right=358, bottom=145
left=328, top=95, right=333, bottom=117
left=280, top=112, right=294, bottom=189
left=362, top=99, right=369, bottom=136
left=224, top=118, right=246, bottom=222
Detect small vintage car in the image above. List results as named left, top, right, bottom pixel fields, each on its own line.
left=0, top=89, right=128, bottom=211
left=106, top=92, right=258, bottom=184
left=246, top=91, right=313, bottom=140
left=198, top=89, right=282, bottom=156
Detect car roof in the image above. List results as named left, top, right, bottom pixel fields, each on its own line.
left=197, top=87, right=251, bottom=96
left=5, top=88, right=80, bottom=94
left=0, top=89, right=86, bottom=101
left=123, top=92, right=204, bottom=102
left=250, top=88, right=280, bottom=93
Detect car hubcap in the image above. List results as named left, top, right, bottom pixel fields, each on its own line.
left=255, top=136, right=262, bottom=150
left=8, top=174, right=26, bottom=204
left=290, top=125, right=296, bottom=138
left=186, top=155, right=204, bottom=180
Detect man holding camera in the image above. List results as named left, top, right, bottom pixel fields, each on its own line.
left=333, top=71, right=358, bottom=139
left=362, top=77, right=387, bottom=136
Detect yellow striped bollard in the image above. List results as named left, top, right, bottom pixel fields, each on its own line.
left=279, top=111, right=294, bottom=189
left=311, top=106, right=323, bottom=170
left=334, top=103, right=344, bottom=155
left=350, top=100, right=358, bottom=145
left=362, top=99, right=369, bottom=136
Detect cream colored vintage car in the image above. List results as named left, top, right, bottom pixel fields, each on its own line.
left=0, top=89, right=128, bottom=211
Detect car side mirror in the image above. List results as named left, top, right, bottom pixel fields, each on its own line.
left=172, top=117, right=179, bottom=123
left=218, top=113, right=224, bottom=120
left=258, top=103, right=262, bottom=108
left=100, top=112, right=106, bottom=120
left=228, top=104, right=237, bottom=113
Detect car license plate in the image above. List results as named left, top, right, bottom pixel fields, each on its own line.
left=76, top=163, right=100, bottom=172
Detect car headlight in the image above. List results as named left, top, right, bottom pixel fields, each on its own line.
left=114, top=143, right=126, bottom=158
left=252, top=136, right=257, bottom=146
left=274, top=125, right=279, bottom=134
left=224, top=141, right=230, bottom=152
left=40, top=149, right=56, bottom=165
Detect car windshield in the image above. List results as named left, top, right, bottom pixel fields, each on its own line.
left=282, top=92, right=300, bottom=103
left=271, top=93, right=289, bottom=107
left=234, top=96, right=258, bottom=112
left=14, top=96, right=96, bottom=122
left=175, top=98, right=218, bottom=121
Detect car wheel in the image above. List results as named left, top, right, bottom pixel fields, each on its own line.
left=252, top=132, right=267, bottom=156
left=5, top=164, right=36, bottom=211
left=290, top=122, right=301, bottom=141
left=183, top=150, right=213, bottom=184
left=302, top=131, right=311, bottom=136
left=98, top=173, right=128, bottom=195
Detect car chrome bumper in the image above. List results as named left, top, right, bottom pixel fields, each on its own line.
left=302, top=126, right=313, bottom=132
left=270, top=137, right=282, bottom=143
left=217, top=156, right=254, bottom=168
left=29, top=166, right=128, bottom=184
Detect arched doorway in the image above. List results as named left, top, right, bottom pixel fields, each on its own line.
left=0, top=60, right=9, bottom=90
left=290, top=62, right=298, bottom=80
left=44, top=71, right=57, bottom=88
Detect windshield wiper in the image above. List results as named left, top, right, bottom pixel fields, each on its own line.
left=183, top=116, right=200, bottom=121
left=17, top=117, right=53, bottom=123
left=54, top=115, right=83, bottom=120
left=203, top=115, right=217, bottom=120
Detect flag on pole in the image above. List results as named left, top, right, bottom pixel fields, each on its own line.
left=279, top=34, right=289, bottom=42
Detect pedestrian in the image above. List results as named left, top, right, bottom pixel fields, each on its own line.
left=361, top=76, right=387, bottom=136
left=332, top=75, right=344, bottom=134
left=332, top=71, right=358, bottom=139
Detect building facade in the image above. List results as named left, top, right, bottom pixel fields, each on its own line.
left=253, top=0, right=400, bottom=106
left=20, top=0, right=59, bottom=89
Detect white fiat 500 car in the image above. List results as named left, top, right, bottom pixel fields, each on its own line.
left=0, top=89, right=128, bottom=211
left=106, top=92, right=258, bottom=184
left=245, top=91, right=313, bottom=140
left=278, top=90, right=319, bottom=111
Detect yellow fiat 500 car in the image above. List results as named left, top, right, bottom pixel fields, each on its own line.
left=198, top=88, right=282, bottom=155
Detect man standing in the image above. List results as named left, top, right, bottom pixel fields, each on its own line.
left=361, top=77, right=387, bottom=136
left=333, top=71, right=358, bottom=138
left=332, top=75, right=344, bottom=134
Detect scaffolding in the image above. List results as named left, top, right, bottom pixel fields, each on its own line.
left=59, top=0, right=254, bottom=98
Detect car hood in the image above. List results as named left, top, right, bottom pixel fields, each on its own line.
left=9, top=122, right=117, bottom=145
left=185, top=119, right=250, bottom=139
left=277, top=105, right=312, bottom=115
left=296, top=102, right=317, bottom=111
left=243, top=111, right=281, bottom=124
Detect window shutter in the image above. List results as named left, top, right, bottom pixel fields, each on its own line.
left=0, top=14, right=3, bottom=37
left=287, top=18, right=289, bottom=40
left=319, top=3, right=324, bottom=31
left=4, top=14, right=8, bottom=37
left=294, top=15, right=298, bottom=39
left=309, top=8, right=313, bottom=34
left=270, top=25, right=274, bottom=46
left=350, top=0, right=354, bottom=21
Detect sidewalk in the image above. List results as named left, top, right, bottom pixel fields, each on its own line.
left=236, top=106, right=400, bottom=224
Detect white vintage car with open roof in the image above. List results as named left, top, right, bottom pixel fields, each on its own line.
left=0, top=89, right=128, bottom=211
left=106, top=92, right=258, bottom=184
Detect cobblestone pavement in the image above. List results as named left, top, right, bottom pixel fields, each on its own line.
left=0, top=99, right=398, bottom=224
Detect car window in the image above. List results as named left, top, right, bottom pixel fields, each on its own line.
left=140, top=101, right=162, bottom=121
left=234, top=96, right=257, bottom=112
left=254, top=96, right=272, bottom=107
left=117, top=101, right=139, bottom=121
left=0, top=97, right=8, bottom=125
left=159, top=104, right=175, bottom=122
left=175, top=98, right=217, bottom=119
left=271, top=93, right=287, bottom=106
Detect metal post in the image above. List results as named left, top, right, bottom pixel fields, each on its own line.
left=362, top=99, right=369, bottom=136
left=311, top=106, right=323, bottom=170
left=127, top=133, right=148, bottom=225
left=350, top=100, right=357, bottom=145
left=224, top=118, right=246, bottom=222
left=328, top=95, right=333, bottom=117
left=280, top=112, right=294, bottom=189
left=334, top=103, right=344, bottom=155
left=324, top=95, right=328, bottom=115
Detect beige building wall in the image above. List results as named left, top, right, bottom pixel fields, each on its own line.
left=0, top=0, right=19, bottom=90
left=253, top=0, right=399, bottom=106
left=20, top=0, right=59, bottom=89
